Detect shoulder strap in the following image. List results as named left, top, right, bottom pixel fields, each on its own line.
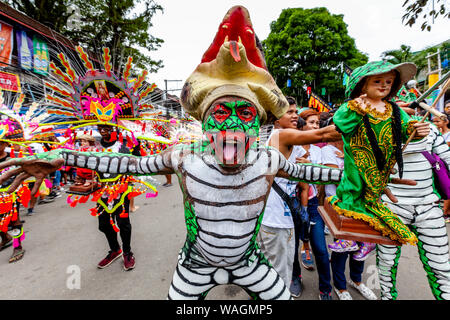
left=271, top=180, right=292, bottom=204
left=421, top=150, right=437, bottom=165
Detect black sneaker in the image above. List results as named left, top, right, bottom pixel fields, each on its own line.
left=319, top=292, right=333, bottom=300
left=290, top=276, right=303, bottom=297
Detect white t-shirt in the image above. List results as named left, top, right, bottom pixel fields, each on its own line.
left=297, top=144, right=322, bottom=199
left=321, top=144, right=344, bottom=198
left=442, top=131, right=450, bottom=143
left=262, top=129, right=306, bottom=229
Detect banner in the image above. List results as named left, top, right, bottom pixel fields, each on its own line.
left=16, top=30, right=34, bottom=71
left=308, top=92, right=330, bottom=112
left=33, top=36, right=49, bottom=76
left=342, top=63, right=353, bottom=86
left=0, top=21, right=13, bottom=67
left=0, top=71, right=21, bottom=92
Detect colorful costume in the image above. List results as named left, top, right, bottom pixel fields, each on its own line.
left=329, top=61, right=421, bottom=245
left=0, top=111, right=32, bottom=262
left=6, top=6, right=345, bottom=299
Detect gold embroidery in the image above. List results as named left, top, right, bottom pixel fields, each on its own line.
left=347, top=100, right=393, bottom=121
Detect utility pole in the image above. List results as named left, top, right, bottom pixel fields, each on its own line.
left=163, top=79, right=182, bottom=118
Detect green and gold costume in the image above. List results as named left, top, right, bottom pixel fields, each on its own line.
left=330, top=99, right=419, bottom=245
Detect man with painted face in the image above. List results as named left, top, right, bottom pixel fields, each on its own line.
left=0, top=6, right=344, bottom=299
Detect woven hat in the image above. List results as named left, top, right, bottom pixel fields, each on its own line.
left=180, top=6, right=289, bottom=124
left=346, top=61, right=417, bottom=99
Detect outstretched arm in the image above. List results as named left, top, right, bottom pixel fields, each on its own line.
left=0, top=147, right=176, bottom=194
left=61, top=148, right=174, bottom=176
left=269, top=125, right=341, bottom=159
left=269, top=148, right=342, bottom=184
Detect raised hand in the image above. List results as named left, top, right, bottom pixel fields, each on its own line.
left=0, top=150, right=65, bottom=195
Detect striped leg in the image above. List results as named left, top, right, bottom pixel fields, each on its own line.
left=376, top=244, right=402, bottom=300
left=376, top=202, right=413, bottom=300
left=412, top=203, right=450, bottom=300
left=231, top=251, right=292, bottom=300
left=167, top=252, right=217, bottom=300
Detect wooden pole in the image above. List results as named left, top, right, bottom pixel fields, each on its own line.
left=402, top=77, right=450, bottom=151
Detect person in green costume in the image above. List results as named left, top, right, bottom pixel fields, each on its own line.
left=329, top=61, right=430, bottom=245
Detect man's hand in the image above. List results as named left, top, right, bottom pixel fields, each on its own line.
left=0, top=158, right=64, bottom=195
left=413, top=121, right=430, bottom=138
left=383, top=178, right=417, bottom=203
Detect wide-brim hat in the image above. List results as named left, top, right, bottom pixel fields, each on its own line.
left=346, top=61, right=417, bottom=99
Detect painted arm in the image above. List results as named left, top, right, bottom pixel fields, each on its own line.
left=0, top=147, right=175, bottom=195
left=61, top=148, right=174, bottom=176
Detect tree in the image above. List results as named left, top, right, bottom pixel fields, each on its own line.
left=381, top=45, right=413, bottom=64
left=262, top=7, right=368, bottom=106
left=8, top=0, right=75, bottom=32
left=7, top=0, right=164, bottom=72
left=402, top=0, right=449, bottom=31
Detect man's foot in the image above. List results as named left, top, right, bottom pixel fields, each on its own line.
left=352, top=242, right=376, bottom=261
left=162, top=182, right=172, bottom=187
left=27, top=208, right=34, bottom=216
left=290, top=276, right=303, bottom=298
left=301, top=249, right=315, bottom=271
left=334, top=287, right=353, bottom=300
left=9, top=248, right=25, bottom=263
left=328, top=240, right=359, bottom=253
left=347, top=280, right=377, bottom=300
left=123, top=251, right=136, bottom=271
left=97, top=249, right=123, bottom=269
left=318, top=291, right=333, bottom=300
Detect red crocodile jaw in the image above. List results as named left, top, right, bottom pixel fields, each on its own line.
left=201, top=6, right=267, bottom=70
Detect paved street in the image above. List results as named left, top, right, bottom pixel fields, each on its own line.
left=0, top=175, right=443, bottom=300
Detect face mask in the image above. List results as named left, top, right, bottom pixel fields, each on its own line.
left=202, top=100, right=260, bottom=166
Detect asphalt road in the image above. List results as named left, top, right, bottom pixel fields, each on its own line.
left=0, top=175, right=444, bottom=300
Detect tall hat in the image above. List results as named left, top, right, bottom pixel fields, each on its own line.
left=180, top=6, right=289, bottom=124
left=41, top=47, right=159, bottom=129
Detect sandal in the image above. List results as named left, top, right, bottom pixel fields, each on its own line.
left=9, top=248, right=25, bottom=263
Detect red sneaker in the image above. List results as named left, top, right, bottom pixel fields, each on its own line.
left=97, top=249, right=122, bottom=269
left=123, top=251, right=136, bottom=271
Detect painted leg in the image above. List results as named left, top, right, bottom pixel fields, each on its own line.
left=412, top=203, right=450, bottom=300
left=376, top=244, right=401, bottom=300
left=167, top=251, right=216, bottom=300
left=231, top=251, right=292, bottom=300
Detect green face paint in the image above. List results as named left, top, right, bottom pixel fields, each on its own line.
left=202, top=100, right=260, bottom=137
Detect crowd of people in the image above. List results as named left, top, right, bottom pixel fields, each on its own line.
left=0, top=5, right=449, bottom=302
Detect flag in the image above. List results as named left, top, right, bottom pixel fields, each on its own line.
left=0, top=21, right=13, bottom=67
left=16, top=30, right=33, bottom=71
left=342, top=63, right=353, bottom=87
left=308, top=92, right=330, bottom=113
left=33, top=36, right=49, bottom=76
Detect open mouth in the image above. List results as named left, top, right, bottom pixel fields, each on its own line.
left=207, top=131, right=255, bottom=166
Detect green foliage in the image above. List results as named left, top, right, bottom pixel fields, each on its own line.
left=8, top=0, right=75, bottom=32
left=402, top=0, right=449, bottom=31
left=381, top=41, right=450, bottom=76
left=7, top=0, right=164, bottom=72
left=262, top=7, right=368, bottom=106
